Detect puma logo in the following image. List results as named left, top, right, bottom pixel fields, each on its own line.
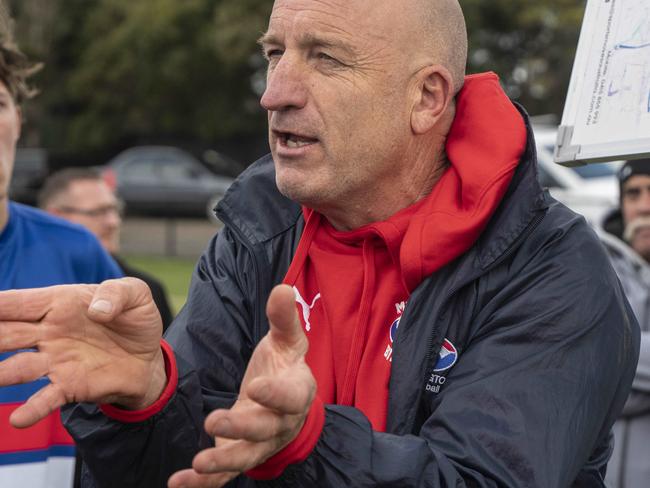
left=293, top=286, right=321, bottom=332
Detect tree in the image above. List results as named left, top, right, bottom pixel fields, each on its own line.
left=13, top=0, right=273, bottom=164
left=463, top=0, right=586, bottom=118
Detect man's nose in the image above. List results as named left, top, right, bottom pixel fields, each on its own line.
left=260, top=56, right=308, bottom=112
left=105, top=208, right=121, bottom=228
left=639, top=189, right=650, bottom=214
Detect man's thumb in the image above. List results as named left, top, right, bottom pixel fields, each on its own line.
left=266, top=284, right=306, bottom=349
left=88, top=277, right=148, bottom=322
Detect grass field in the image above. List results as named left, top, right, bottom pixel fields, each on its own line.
left=122, top=254, right=197, bottom=315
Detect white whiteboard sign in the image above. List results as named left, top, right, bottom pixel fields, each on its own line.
left=556, top=0, right=650, bottom=166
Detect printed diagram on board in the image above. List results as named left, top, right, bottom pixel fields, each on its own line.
left=606, top=2, right=650, bottom=120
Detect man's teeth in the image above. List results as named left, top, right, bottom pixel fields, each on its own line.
left=286, top=135, right=313, bottom=148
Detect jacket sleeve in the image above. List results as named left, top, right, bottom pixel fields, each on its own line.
left=620, top=331, right=650, bottom=417
left=63, top=225, right=258, bottom=488
left=599, top=236, right=650, bottom=398
left=636, top=332, right=650, bottom=392
left=271, top=222, right=640, bottom=487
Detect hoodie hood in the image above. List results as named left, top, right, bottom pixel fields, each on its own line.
left=396, top=72, right=527, bottom=290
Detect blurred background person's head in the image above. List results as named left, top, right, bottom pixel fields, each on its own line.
left=39, top=167, right=123, bottom=253
left=0, top=2, right=39, bottom=229
left=619, top=159, right=650, bottom=262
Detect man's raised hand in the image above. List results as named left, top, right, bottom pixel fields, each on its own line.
left=168, top=284, right=317, bottom=488
left=0, top=277, right=166, bottom=428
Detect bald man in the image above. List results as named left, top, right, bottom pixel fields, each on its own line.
left=0, top=1, right=639, bottom=487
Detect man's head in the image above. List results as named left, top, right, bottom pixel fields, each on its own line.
left=0, top=4, right=39, bottom=215
left=259, top=0, right=467, bottom=229
left=39, top=168, right=123, bottom=254
left=619, top=159, right=650, bottom=262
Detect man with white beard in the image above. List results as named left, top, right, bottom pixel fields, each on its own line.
left=600, top=158, right=650, bottom=488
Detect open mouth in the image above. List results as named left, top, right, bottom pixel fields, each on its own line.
left=277, top=131, right=318, bottom=148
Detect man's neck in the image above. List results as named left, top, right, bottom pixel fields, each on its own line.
left=0, top=198, right=9, bottom=234
left=324, top=149, right=450, bottom=231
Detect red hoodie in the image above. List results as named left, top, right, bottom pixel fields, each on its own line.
left=248, top=72, right=527, bottom=479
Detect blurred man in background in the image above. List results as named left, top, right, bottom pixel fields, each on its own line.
left=39, top=167, right=174, bottom=331
left=600, top=158, right=650, bottom=487
left=0, top=5, right=122, bottom=487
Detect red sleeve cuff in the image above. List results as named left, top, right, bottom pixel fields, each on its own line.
left=100, top=339, right=178, bottom=423
left=245, top=395, right=325, bottom=480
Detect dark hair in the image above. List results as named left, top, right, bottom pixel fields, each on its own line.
left=0, top=2, right=41, bottom=104
left=38, top=167, right=104, bottom=208
left=619, top=158, right=650, bottom=203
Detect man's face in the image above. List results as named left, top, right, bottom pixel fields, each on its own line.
left=260, top=0, right=418, bottom=218
left=53, top=179, right=122, bottom=254
left=621, top=174, right=650, bottom=261
left=0, top=82, right=22, bottom=204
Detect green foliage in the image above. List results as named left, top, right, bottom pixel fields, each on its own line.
left=462, top=0, right=586, bottom=117
left=14, top=0, right=273, bottom=154
left=64, top=0, right=270, bottom=150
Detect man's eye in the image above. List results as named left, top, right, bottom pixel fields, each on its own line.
left=265, top=49, right=283, bottom=60
left=317, top=52, right=337, bottom=63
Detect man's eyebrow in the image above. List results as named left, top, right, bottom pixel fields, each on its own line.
left=257, top=32, right=277, bottom=47
left=300, top=33, right=357, bottom=56
left=257, top=31, right=357, bottom=57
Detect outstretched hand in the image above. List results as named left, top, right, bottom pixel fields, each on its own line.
left=0, top=278, right=166, bottom=428
left=168, top=284, right=317, bottom=488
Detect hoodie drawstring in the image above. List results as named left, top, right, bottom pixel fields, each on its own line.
left=338, top=236, right=377, bottom=406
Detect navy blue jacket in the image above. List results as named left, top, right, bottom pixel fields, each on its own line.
left=64, top=116, right=640, bottom=487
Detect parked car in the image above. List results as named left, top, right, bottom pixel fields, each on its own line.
left=102, top=146, right=235, bottom=219
left=8, top=147, right=48, bottom=205
left=533, top=125, right=621, bottom=226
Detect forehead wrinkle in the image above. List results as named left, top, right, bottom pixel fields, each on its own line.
left=267, top=12, right=400, bottom=68
left=267, top=1, right=394, bottom=48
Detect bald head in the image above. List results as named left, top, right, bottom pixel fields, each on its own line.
left=413, top=0, right=468, bottom=94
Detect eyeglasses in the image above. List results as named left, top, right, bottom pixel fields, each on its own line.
left=56, top=201, right=125, bottom=218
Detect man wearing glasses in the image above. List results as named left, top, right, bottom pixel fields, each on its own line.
left=39, top=167, right=174, bottom=331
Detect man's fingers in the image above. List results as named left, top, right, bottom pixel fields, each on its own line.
left=0, top=322, right=41, bottom=352
left=0, top=287, right=53, bottom=321
left=87, top=277, right=151, bottom=323
left=167, top=468, right=237, bottom=488
left=192, top=439, right=271, bottom=475
left=205, top=403, right=286, bottom=442
left=246, top=374, right=314, bottom=414
left=0, top=351, right=48, bottom=387
left=10, top=383, right=67, bottom=428
left=265, top=284, right=306, bottom=351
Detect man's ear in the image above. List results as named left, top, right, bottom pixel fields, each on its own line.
left=410, top=66, right=454, bottom=135
left=46, top=205, right=64, bottom=217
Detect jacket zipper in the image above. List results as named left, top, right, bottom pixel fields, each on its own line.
left=414, top=212, right=545, bottom=433
left=216, top=210, right=264, bottom=344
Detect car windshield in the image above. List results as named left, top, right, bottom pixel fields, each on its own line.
left=543, top=144, right=619, bottom=179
